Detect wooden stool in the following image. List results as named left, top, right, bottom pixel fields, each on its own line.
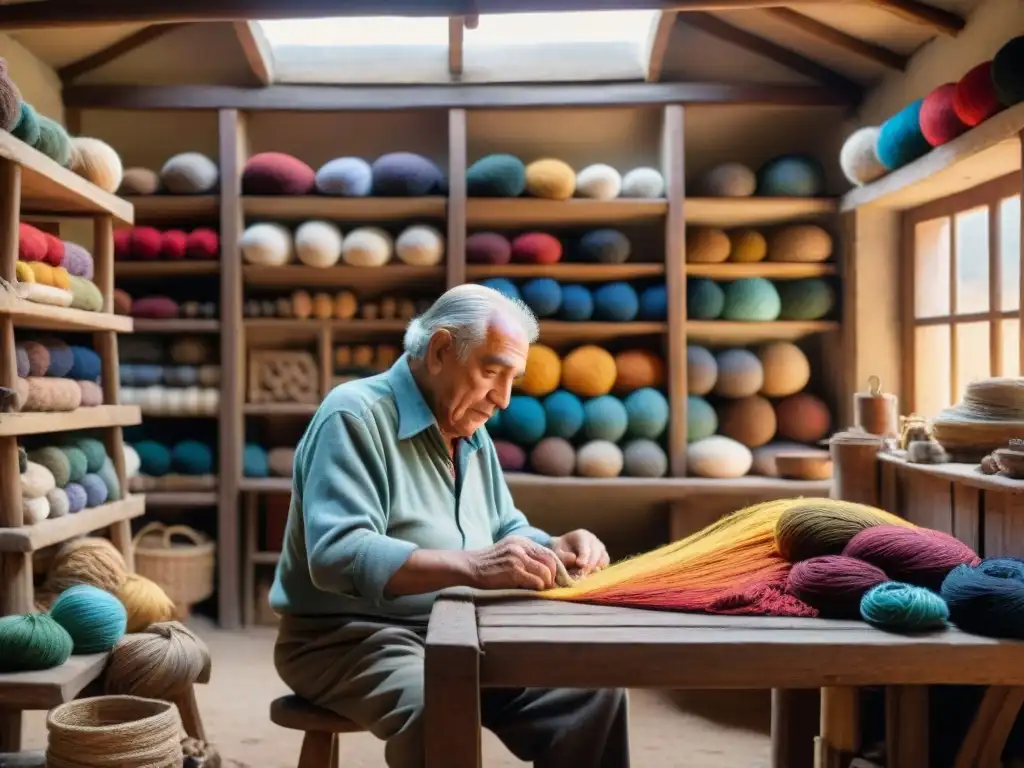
left=270, top=695, right=364, bottom=768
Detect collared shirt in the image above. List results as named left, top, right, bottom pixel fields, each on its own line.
left=268, top=353, right=553, bottom=623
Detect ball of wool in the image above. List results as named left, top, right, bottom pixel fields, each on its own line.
left=60, top=446, right=88, bottom=483
left=466, top=232, right=511, bottom=265
left=494, top=440, right=527, bottom=472
left=371, top=152, right=444, bottom=196
left=114, top=290, right=133, bottom=315
left=160, top=152, right=219, bottom=194
left=940, top=559, right=1024, bottom=639
left=29, top=447, right=71, bottom=487
left=123, top=444, right=141, bottom=478
left=66, top=437, right=106, bottom=474
left=186, top=228, right=219, bottom=260
left=315, top=156, right=373, bottom=196
left=116, top=573, right=177, bottom=634
left=756, top=154, right=825, bottom=197
left=775, top=393, right=831, bottom=442
left=69, top=277, right=103, bottom=313
left=576, top=229, right=631, bottom=264
left=23, top=494, right=48, bottom=525
left=561, top=345, right=617, bottom=397
left=42, top=233, right=65, bottom=267
left=954, top=61, right=1002, bottom=127
left=80, top=473, right=108, bottom=507
left=172, top=440, right=214, bottom=475
left=860, top=582, right=950, bottom=631
left=511, top=232, right=562, bottom=264
left=576, top=440, right=624, bottom=478
left=992, top=35, right=1024, bottom=107
left=47, top=486, right=70, bottom=517
left=575, top=164, right=622, bottom=200
left=163, top=364, right=198, bottom=386
left=240, top=222, right=293, bottom=266
left=530, top=437, right=577, bottom=477
left=877, top=100, right=931, bottom=170
left=525, top=158, right=576, bottom=200
left=722, top=278, right=781, bottom=321
left=341, top=227, right=393, bottom=267
left=559, top=283, right=593, bottom=321
left=767, top=225, right=833, bottom=263
left=0, top=59, right=22, bottom=131
left=839, top=126, right=887, bottom=186
left=466, top=154, right=527, bottom=197
left=243, top=444, right=268, bottom=477
left=622, top=439, right=668, bottom=478
left=69, top=138, right=123, bottom=193
left=480, top=277, right=520, bottom=302
left=135, top=439, right=172, bottom=476
left=502, top=396, right=547, bottom=446
left=64, top=482, right=87, bottom=513
left=787, top=555, right=889, bottom=619
left=68, top=346, right=101, bottom=380
left=714, top=348, right=764, bottom=398
left=728, top=229, right=767, bottom=263
left=18, top=222, right=47, bottom=262
left=844, top=525, right=980, bottom=592
left=519, top=344, right=561, bottom=396
left=624, top=388, right=669, bottom=439
left=700, top=162, right=756, bottom=197
left=614, top=349, right=666, bottom=392
left=14, top=343, right=28, bottom=377
left=50, top=584, right=127, bottom=654
left=774, top=500, right=898, bottom=562
left=687, top=278, right=725, bottom=319
left=164, top=236, right=188, bottom=267
left=717, top=394, right=777, bottom=448
left=583, top=395, right=629, bottom=442
left=638, top=284, right=667, bottom=321
left=621, top=167, right=665, bottom=198
left=129, top=226, right=163, bottom=260
left=118, top=167, right=160, bottom=195
left=132, top=296, right=179, bottom=319
left=688, top=435, right=752, bottom=478
left=687, top=345, right=717, bottom=395
left=294, top=220, right=343, bottom=268
left=687, top=227, right=731, bottom=263
left=777, top=278, right=835, bottom=320
left=21, top=460, right=56, bottom=499
left=593, top=282, right=639, bottom=322
left=543, top=390, right=585, bottom=439
left=268, top=447, right=294, bottom=477
left=45, top=537, right=127, bottom=595
left=21, top=340, right=49, bottom=376
left=0, top=614, right=73, bottom=673
left=170, top=336, right=212, bottom=365
left=520, top=278, right=562, bottom=317
left=11, top=102, right=40, bottom=145
left=687, top=395, right=718, bottom=442
left=33, top=115, right=73, bottom=167
left=920, top=83, right=968, bottom=147
left=243, top=152, right=316, bottom=195
left=395, top=225, right=445, bottom=266
left=757, top=341, right=810, bottom=397
left=63, top=242, right=94, bottom=279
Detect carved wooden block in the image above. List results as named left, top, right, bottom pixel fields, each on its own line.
left=248, top=350, right=319, bottom=404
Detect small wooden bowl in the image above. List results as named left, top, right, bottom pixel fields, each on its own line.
left=994, top=448, right=1024, bottom=480
left=775, top=451, right=833, bottom=481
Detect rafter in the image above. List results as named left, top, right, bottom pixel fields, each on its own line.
left=449, top=16, right=464, bottom=78
left=645, top=11, right=679, bottom=82
left=57, top=22, right=186, bottom=83
left=864, top=0, right=965, bottom=37
left=764, top=8, right=906, bottom=71
left=233, top=20, right=274, bottom=85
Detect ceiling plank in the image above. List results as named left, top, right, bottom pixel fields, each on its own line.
left=234, top=20, right=274, bottom=85
left=764, top=8, right=907, bottom=71
left=62, top=82, right=854, bottom=112
left=449, top=16, right=464, bottom=78
left=57, top=23, right=187, bottom=83
left=682, top=12, right=862, bottom=103
left=645, top=11, right=679, bottom=82
left=863, top=0, right=965, bottom=37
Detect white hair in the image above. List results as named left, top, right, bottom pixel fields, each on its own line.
left=403, top=283, right=540, bottom=360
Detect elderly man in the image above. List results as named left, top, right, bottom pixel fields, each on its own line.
left=270, top=284, right=629, bottom=768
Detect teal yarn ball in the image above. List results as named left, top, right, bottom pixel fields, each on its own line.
left=503, top=395, right=547, bottom=445
left=520, top=278, right=562, bottom=318
left=12, top=102, right=41, bottom=146
left=50, top=584, right=127, bottom=654
left=992, top=36, right=1024, bottom=107
left=0, top=613, right=73, bottom=672
left=67, top=437, right=106, bottom=473
left=559, top=284, right=594, bottom=321
left=722, top=278, right=781, bottom=321
left=877, top=100, right=931, bottom=170
left=543, top=389, right=585, bottom=439
left=687, top=395, right=717, bottom=442
left=134, top=439, right=171, bottom=476
left=756, top=154, right=825, bottom=197
left=593, top=282, right=639, bottom=322
left=33, top=115, right=72, bottom=167
left=860, top=581, right=949, bottom=632
left=777, top=278, right=836, bottom=320
left=466, top=153, right=527, bottom=197
left=171, top=440, right=214, bottom=475
left=582, top=395, right=629, bottom=442
left=687, top=278, right=725, bottom=320
left=60, top=446, right=88, bottom=483
left=624, top=387, right=669, bottom=439
left=244, top=443, right=269, bottom=477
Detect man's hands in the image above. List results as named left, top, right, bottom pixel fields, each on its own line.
left=551, top=529, right=610, bottom=578
left=462, top=535, right=564, bottom=591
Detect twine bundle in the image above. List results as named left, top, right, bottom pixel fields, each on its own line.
left=931, top=378, right=1024, bottom=460
left=46, top=695, right=183, bottom=768
left=42, top=537, right=128, bottom=596
left=104, top=621, right=211, bottom=700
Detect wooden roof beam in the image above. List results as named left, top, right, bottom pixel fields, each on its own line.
left=57, top=23, right=186, bottom=84
left=764, top=8, right=907, bottom=71
left=864, top=0, right=965, bottom=37
left=234, top=19, right=275, bottom=85
left=645, top=11, right=679, bottom=82
left=449, top=16, right=464, bottom=78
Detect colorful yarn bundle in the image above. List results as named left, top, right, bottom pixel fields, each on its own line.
left=0, top=613, right=73, bottom=672
left=49, top=584, right=127, bottom=654
left=941, top=558, right=1024, bottom=639
left=860, top=582, right=950, bottom=630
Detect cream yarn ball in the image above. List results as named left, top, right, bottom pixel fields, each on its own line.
left=701, top=162, right=756, bottom=197
left=123, top=444, right=141, bottom=479
left=840, top=126, right=886, bottom=186
left=687, top=435, right=753, bottom=479
left=159, top=151, right=220, bottom=194
left=240, top=223, right=293, bottom=266
left=341, top=227, right=393, bottom=267
left=294, top=220, right=343, bottom=268
left=69, top=137, right=123, bottom=194
left=576, top=440, right=624, bottom=478
left=395, top=225, right=444, bottom=267
left=575, top=164, right=622, bottom=200
left=620, top=167, right=664, bottom=198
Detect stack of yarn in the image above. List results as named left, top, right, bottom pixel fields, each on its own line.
left=244, top=444, right=295, bottom=478
left=487, top=344, right=669, bottom=478
left=119, top=151, right=219, bottom=196
left=930, top=378, right=1024, bottom=462
left=335, top=344, right=401, bottom=384
left=115, top=292, right=218, bottom=320
left=840, top=33, right=1024, bottom=186
left=240, top=219, right=445, bottom=269
left=10, top=336, right=103, bottom=414
left=128, top=435, right=216, bottom=492
left=468, top=228, right=647, bottom=266
left=693, top=155, right=827, bottom=198
left=12, top=223, right=105, bottom=312
left=686, top=223, right=833, bottom=266
left=119, top=335, right=219, bottom=416
left=688, top=276, right=835, bottom=323
left=243, top=150, right=446, bottom=197
left=483, top=276, right=665, bottom=323
left=466, top=154, right=665, bottom=200
left=114, top=225, right=219, bottom=261
left=686, top=342, right=832, bottom=478
left=244, top=289, right=431, bottom=321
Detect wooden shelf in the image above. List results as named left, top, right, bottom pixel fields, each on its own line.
left=243, top=264, right=445, bottom=291
left=0, top=652, right=110, bottom=710
left=466, top=198, right=667, bottom=227
left=506, top=474, right=832, bottom=501
left=120, top=194, right=220, bottom=222
left=687, top=320, right=839, bottom=343
left=0, top=404, right=142, bottom=438
left=539, top=320, right=666, bottom=342
left=0, top=131, right=133, bottom=225
left=252, top=551, right=280, bottom=565
left=133, top=319, right=220, bottom=333
left=243, top=196, right=447, bottom=221
left=240, top=477, right=292, bottom=493
left=0, top=291, right=133, bottom=333
left=684, top=197, right=835, bottom=226
left=243, top=402, right=318, bottom=416
left=841, top=100, right=1024, bottom=213
left=115, top=261, right=221, bottom=278
left=145, top=491, right=219, bottom=507
left=686, top=262, right=837, bottom=279
left=244, top=318, right=406, bottom=335
left=0, top=495, right=146, bottom=553
left=468, top=263, right=666, bottom=281
left=879, top=452, right=1024, bottom=495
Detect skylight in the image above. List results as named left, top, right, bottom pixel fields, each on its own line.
left=258, top=16, right=449, bottom=48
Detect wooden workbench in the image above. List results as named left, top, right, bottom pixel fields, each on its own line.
left=424, top=589, right=1024, bottom=768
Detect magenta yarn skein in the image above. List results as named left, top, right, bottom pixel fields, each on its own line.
left=786, top=555, right=889, bottom=618
left=843, top=525, right=980, bottom=592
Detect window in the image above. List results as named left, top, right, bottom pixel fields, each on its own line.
left=905, top=174, right=1021, bottom=418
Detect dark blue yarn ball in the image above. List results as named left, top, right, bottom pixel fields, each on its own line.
left=593, top=282, right=639, bottom=322
left=576, top=229, right=632, bottom=264
left=481, top=278, right=521, bottom=302
left=940, top=558, right=1024, bottom=639
left=520, top=278, right=562, bottom=318
left=638, top=284, right=667, bottom=320
left=68, top=346, right=101, bottom=380
left=558, top=284, right=593, bottom=321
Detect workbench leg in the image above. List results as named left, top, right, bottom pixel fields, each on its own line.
left=953, top=685, right=1024, bottom=768
left=772, top=688, right=819, bottom=768
left=816, top=687, right=861, bottom=768
left=0, top=708, right=22, bottom=753
left=886, top=686, right=928, bottom=768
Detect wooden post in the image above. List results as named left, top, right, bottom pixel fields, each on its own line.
left=885, top=686, right=928, bottom=768
left=447, top=108, right=467, bottom=290
left=662, top=104, right=686, bottom=477
left=772, top=688, right=819, bottom=768
left=829, top=434, right=883, bottom=506
left=816, top=687, right=861, bottom=768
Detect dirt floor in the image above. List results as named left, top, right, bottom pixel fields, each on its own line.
left=21, top=616, right=773, bottom=767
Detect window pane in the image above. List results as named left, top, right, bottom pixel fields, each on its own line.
left=955, top=321, right=991, bottom=401
left=1000, top=196, right=1021, bottom=312
left=955, top=206, right=989, bottom=315
left=915, top=217, right=950, bottom=318
left=1002, top=318, right=1021, bottom=377
left=915, top=324, right=951, bottom=417
left=257, top=17, right=449, bottom=47
left=465, top=11, right=658, bottom=46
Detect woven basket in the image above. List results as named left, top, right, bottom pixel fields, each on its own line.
left=133, top=522, right=215, bottom=620
left=46, top=695, right=183, bottom=768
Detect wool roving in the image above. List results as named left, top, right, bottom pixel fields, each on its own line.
left=117, top=573, right=177, bottom=634
left=0, top=614, right=73, bottom=672
left=786, top=555, right=888, bottom=618
left=0, top=58, right=22, bottom=131
left=69, top=137, right=124, bottom=193
left=50, top=584, right=127, bottom=653
left=844, top=525, right=981, bottom=592
left=860, top=582, right=949, bottom=630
